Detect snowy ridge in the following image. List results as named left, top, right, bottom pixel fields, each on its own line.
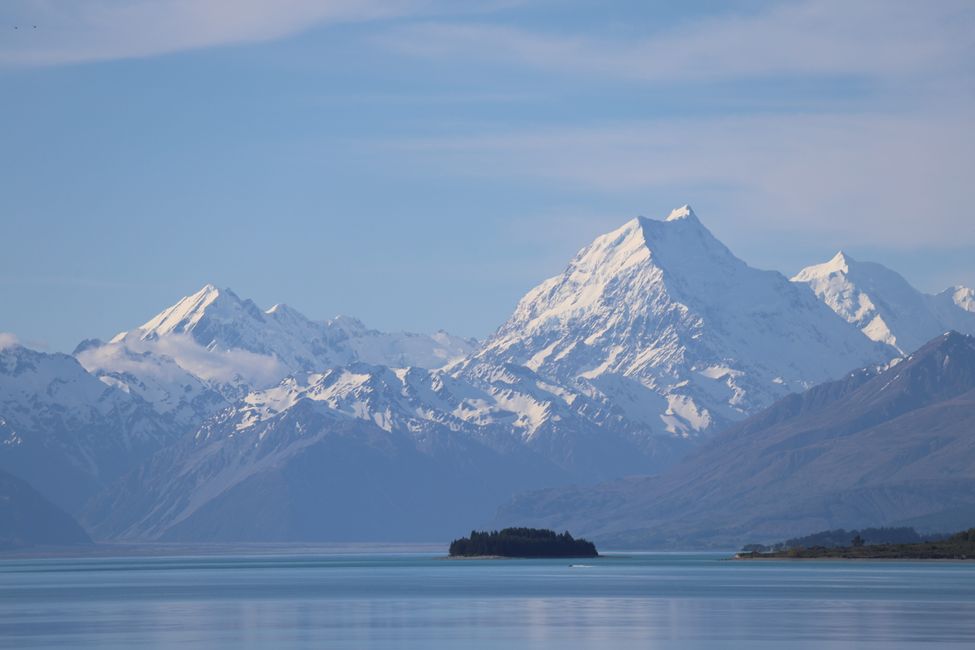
left=74, top=341, right=229, bottom=429
left=89, top=354, right=693, bottom=541
left=81, top=286, right=477, bottom=420
left=112, top=284, right=476, bottom=375
left=477, top=206, right=890, bottom=436
left=219, top=357, right=653, bottom=451
left=793, top=253, right=975, bottom=354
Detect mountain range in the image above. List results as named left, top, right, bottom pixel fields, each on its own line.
left=495, top=331, right=975, bottom=547
left=793, top=252, right=975, bottom=354
left=74, top=284, right=477, bottom=426
left=1, top=205, right=973, bottom=546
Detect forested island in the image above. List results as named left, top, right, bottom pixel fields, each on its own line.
left=736, top=527, right=975, bottom=560
left=448, top=528, right=598, bottom=558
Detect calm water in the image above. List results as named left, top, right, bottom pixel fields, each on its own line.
left=1, top=549, right=973, bottom=649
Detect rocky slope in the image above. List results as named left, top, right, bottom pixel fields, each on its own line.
left=495, top=332, right=975, bottom=547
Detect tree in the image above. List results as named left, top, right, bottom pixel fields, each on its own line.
left=851, top=534, right=865, bottom=547
left=448, top=527, right=598, bottom=557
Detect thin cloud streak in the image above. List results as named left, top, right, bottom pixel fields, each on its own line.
left=380, top=0, right=975, bottom=85
left=0, top=0, right=436, bottom=66
left=370, top=0, right=975, bottom=249
left=384, top=109, right=975, bottom=247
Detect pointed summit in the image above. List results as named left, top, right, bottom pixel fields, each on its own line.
left=792, top=252, right=854, bottom=282
left=130, top=283, right=251, bottom=342
left=97, top=283, right=477, bottom=398
left=830, top=250, right=852, bottom=265
left=481, top=206, right=886, bottom=437
left=827, top=251, right=854, bottom=272
left=665, top=204, right=697, bottom=222
left=794, top=253, right=975, bottom=354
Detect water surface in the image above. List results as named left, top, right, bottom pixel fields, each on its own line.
left=1, top=549, right=973, bottom=649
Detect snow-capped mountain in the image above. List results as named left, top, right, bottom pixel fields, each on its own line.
left=114, top=283, right=476, bottom=374
left=73, top=338, right=230, bottom=431
left=85, top=398, right=575, bottom=542
left=0, top=343, right=175, bottom=514
left=85, top=206, right=898, bottom=542
left=495, top=332, right=975, bottom=547
left=85, top=356, right=693, bottom=541
left=77, top=284, right=477, bottom=422
left=10, top=204, right=973, bottom=544
left=476, top=206, right=891, bottom=436
left=793, top=253, right=975, bottom=353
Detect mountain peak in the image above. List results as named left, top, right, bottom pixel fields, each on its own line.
left=827, top=250, right=857, bottom=273
left=792, top=251, right=854, bottom=282
left=181, top=283, right=225, bottom=306
left=821, top=251, right=855, bottom=274
left=831, top=250, right=853, bottom=266
left=123, top=283, right=252, bottom=344
left=482, top=205, right=886, bottom=437
left=326, top=315, right=368, bottom=335
left=181, top=283, right=241, bottom=309
left=793, top=252, right=975, bottom=354
left=933, top=329, right=975, bottom=351
left=665, top=204, right=697, bottom=222
left=265, top=303, right=300, bottom=318
left=865, top=330, right=975, bottom=406
left=901, top=330, right=975, bottom=362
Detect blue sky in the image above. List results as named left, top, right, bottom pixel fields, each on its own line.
left=1, top=0, right=973, bottom=351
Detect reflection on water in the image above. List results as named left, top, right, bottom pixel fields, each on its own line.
left=0, top=552, right=973, bottom=649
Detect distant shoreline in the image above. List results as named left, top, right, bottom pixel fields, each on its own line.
left=734, top=554, right=974, bottom=562
left=0, top=541, right=448, bottom=559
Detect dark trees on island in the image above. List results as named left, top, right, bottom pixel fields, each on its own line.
left=449, top=527, right=598, bottom=558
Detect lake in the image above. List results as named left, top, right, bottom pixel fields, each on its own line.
left=1, top=548, right=973, bottom=649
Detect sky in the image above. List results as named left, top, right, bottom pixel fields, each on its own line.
left=1, top=0, right=973, bottom=352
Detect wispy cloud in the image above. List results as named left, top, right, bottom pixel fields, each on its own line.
left=0, top=0, right=438, bottom=66
left=79, top=333, right=288, bottom=386
left=384, top=109, right=975, bottom=247
left=0, top=333, right=19, bottom=350
left=380, top=0, right=975, bottom=85
left=366, top=0, right=975, bottom=248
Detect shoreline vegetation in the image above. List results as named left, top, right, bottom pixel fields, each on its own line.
left=448, top=528, right=598, bottom=558
left=736, top=527, right=975, bottom=560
